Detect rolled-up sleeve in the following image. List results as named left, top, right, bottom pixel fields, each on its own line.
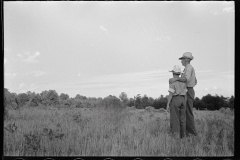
left=185, top=66, right=192, bottom=82
left=168, top=84, right=175, bottom=93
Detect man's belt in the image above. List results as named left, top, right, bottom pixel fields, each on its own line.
left=173, top=95, right=185, bottom=97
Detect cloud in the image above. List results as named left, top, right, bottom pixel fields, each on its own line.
left=31, top=71, right=46, bottom=77
left=4, top=58, right=7, bottom=64
left=30, top=83, right=37, bottom=90
left=4, top=72, right=17, bottom=79
left=204, top=88, right=209, bottom=92
left=156, top=36, right=171, bottom=42
left=210, top=11, right=219, bottom=16
left=17, top=51, right=40, bottom=63
left=77, top=73, right=81, bottom=77
left=100, top=25, right=108, bottom=32
left=213, top=86, right=218, bottom=90
left=19, top=83, right=25, bottom=89
left=223, top=7, right=234, bottom=13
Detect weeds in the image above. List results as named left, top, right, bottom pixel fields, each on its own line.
left=4, top=106, right=234, bottom=156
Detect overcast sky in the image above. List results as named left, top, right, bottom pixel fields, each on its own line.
left=4, top=1, right=234, bottom=99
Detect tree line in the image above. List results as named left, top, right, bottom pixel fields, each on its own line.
left=4, top=88, right=234, bottom=111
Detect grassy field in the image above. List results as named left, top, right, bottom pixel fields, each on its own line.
left=4, top=105, right=234, bottom=156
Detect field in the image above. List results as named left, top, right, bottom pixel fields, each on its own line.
left=4, top=105, right=234, bottom=156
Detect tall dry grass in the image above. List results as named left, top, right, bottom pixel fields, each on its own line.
left=4, top=105, right=234, bottom=156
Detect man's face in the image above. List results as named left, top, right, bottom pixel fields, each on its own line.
left=181, top=59, right=185, bottom=66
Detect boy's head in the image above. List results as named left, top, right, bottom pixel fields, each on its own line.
left=169, top=65, right=182, bottom=77
left=173, top=72, right=180, bottom=77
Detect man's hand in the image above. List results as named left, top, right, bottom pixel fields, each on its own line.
left=166, top=104, right=170, bottom=112
left=169, top=77, right=178, bottom=84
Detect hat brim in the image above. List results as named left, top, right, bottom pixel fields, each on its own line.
left=169, top=70, right=181, bottom=74
left=179, top=56, right=194, bottom=60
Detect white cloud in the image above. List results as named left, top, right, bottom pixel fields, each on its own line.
left=32, top=71, right=46, bottom=77
left=19, top=83, right=25, bottom=89
left=30, top=83, right=37, bottom=90
left=156, top=36, right=171, bottom=42
left=100, top=25, right=108, bottom=32
left=210, top=11, right=219, bottom=16
left=223, top=7, right=234, bottom=13
left=17, top=51, right=41, bottom=63
left=204, top=88, right=209, bottom=92
left=77, top=73, right=81, bottom=77
left=4, top=72, right=17, bottom=79
left=213, top=86, right=218, bottom=90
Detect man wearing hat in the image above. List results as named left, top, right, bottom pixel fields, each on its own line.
left=169, top=52, right=197, bottom=136
left=166, top=65, right=187, bottom=138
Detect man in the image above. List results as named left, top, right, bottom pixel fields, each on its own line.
left=169, top=52, right=197, bottom=136
left=166, top=65, right=187, bottom=138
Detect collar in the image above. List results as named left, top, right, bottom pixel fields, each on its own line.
left=185, top=63, right=191, bottom=68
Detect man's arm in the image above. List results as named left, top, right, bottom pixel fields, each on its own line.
left=169, top=77, right=187, bottom=84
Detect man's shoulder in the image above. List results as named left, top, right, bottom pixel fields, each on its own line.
left=186, top=64, right=195, bottom=72
left=186, top=64, right=193, bottom=69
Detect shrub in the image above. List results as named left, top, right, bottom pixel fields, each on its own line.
left=41, top=90, right=59, bottom=106
left=155, top=108, right=166, bottom=113
left=145, top=106, right=155, bottom=112
left=17, top=93, right=29, bottom=107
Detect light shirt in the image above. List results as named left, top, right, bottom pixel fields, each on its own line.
left=168, top=81, right=187, bottom=96
left=182, top=64, right=196, bottom=87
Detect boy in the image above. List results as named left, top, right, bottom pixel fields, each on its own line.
left=166, top=65, right=187, bottom=138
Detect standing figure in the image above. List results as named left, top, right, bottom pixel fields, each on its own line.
left=169, top=52, right=197, bottom=136
left=166, top=65, right=187, bottom=138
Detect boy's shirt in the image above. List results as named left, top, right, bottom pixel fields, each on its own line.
left=168, top=81, right=187, bottom=96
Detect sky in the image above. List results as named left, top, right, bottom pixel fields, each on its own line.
left=4, top=1, right=234, bottom=99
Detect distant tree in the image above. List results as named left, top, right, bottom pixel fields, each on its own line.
left=127, top=98, right=135, bottom=107
left=141, top=94, right=149, bottom=109
left=102, top=95, right=122, bottom=109
left=194, top=97, right=207, bottom=110
left=4, top=88, right=13, bottom=108
left=134, top=94, right=142, bottom=109
left=228, top=95, right=234, bottom=110
left=201, top=94, right=228, bottom=110
left=17, top=93, right=29, bottom=107
left=119, top=92, right=128, bottom=104
left=153, top=95, right=167, bottom=109
left=75, top=94, right=87, bottom=100
left=41, top=90, right=59, bottom=106
left=59, top=93, right=69, bottom=101
left=147, top=97, right=154, bottom=107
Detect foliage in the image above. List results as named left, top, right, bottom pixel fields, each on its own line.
left=119, top=92, right=128, bottom=104
left=134, top=94, right=142, bottom=109
left=4, top=89, right=234, bottom=111
left=17, top=93, right=29, bottom=107
left=59, top=93, right=69, bottom=101
left=75, top=94, right=87, bottom=100
left=40, top=90, right=59, bottom=106
left=201, top=94, right=229, bottom=111
left=152, top=95, right=167, bottom=109
left=102, top=95, right=122, bottom=109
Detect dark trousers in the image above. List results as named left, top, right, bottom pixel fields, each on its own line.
left=170, top=95, right=186, bottom=138
left=186, top=87, right=197, bottom=136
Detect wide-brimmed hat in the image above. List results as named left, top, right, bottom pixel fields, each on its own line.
left=179, top=52, right=194, bottom=60
left=169, top=65, right=181, bottom=74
